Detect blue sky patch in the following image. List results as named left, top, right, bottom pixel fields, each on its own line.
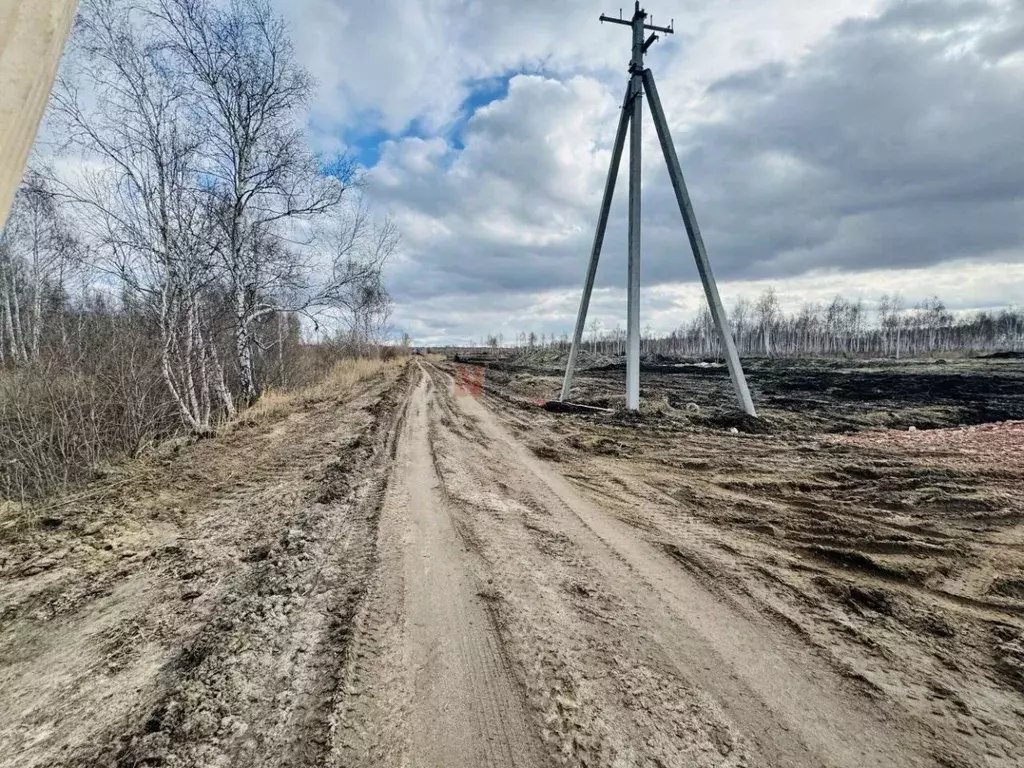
left=339, top=114, right=433, bottom=169
left=332, top=70, right=547, bottom=170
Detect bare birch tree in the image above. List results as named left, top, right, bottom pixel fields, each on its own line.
left=731, top=296, right=750, bottom=354
left=1, top=171, right=79, bottom=362
left=152, top=0, right=355, bottom=404
left=754, top=288, right=780, bottom=356
left=52, top=0, right=233, bottom=432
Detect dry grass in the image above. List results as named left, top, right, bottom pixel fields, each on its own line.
left=638, top=394, right=674, bottom=417
left=233, top=357, right=407, bottom=427
left=234, top=388, right=295, bottom=425
left=302, top=357, right=403, bottom=403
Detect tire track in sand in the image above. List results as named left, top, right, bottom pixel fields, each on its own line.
left=336, top=367, right=544, bottom=767
left=425, top=361, right=959, bottom=768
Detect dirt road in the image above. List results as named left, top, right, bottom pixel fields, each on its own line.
left=338, top=361, right=969, bottom=767
left=2, top=357, right=1020, bottom=766
left=335, top=370, right=543, bottom=767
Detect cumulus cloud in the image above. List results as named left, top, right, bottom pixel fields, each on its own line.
left=277, top=0, right=1024, bottom=342
left=672, top=0, right=1024, bottom=280
left=371, top=74, right=620, bottom=299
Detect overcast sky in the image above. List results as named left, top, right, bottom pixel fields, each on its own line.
left=272, top=0, right=1024, bottom=345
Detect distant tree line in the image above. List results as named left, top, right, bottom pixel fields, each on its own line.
left=0, top=0, right=397, bottom=500
left=482, top=288, right=1023, bottom=360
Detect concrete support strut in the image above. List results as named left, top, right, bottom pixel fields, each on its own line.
left=560, top=82, right=633, bottom=402
left=642, top=68, right=756, bottom=417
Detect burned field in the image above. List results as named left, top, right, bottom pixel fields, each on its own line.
left=456, top=354, right=1024, bottom=765
left=468, top=353, right=1024, bottom=432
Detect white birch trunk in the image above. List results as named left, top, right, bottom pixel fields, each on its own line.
left=276, top=310, right=286, bottom=389
left=207, top=338, right=236, bottom=419
left=233, top=285, right=258, bottom=406
left=193, top=302, right=211, bottom=429
left=1, top=257, right=20, bottom=363
left=7, top=261, right=27, bottom=363
left=160, top=288, right=200, bottom=431
left=30, top=237, right=42, bottom=361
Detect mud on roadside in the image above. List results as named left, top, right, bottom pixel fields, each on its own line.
left=0, top=360, right=413, bottom=768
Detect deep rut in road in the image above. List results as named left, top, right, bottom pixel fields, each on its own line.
left=338, top=362, right=957, bottom=767
left=336, top=369, right=543, bottom=767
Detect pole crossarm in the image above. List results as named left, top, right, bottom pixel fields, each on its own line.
left=599, top=14, right=674, bottom=35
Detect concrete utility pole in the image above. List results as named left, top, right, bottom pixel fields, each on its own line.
left=0, top=0, right=79, bottom=231
left=626, top=4, right=644, bottom=411
left=560, top=2, right=756, bottom=417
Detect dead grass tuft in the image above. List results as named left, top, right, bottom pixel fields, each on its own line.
left=233, top=389, right=295, bottom=426
left=231, top=357, right=407, bottom=428
left=300, top=357, right=399, bottom=403
left=639, top=395, right=674, bottom=417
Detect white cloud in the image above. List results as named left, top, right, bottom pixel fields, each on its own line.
left=272, top=0, right=1024, bottom=344
left=277, top=0, right=883, bottom=138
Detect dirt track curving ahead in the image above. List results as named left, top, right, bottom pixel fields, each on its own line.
left=2, top=357, right=1022, bottom=767
left=333, top=361, right=957, bottom=768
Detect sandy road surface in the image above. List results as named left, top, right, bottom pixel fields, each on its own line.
left=336, top=370, right=543, bottom=767
left=3, top=356, right=1017, bottom=766
left=339, top=361, right=952, bottom=767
